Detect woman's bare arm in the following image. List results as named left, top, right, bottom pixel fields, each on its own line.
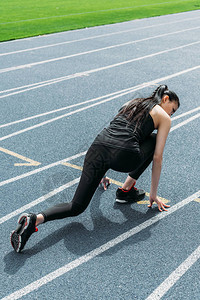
left=149, top=109, right=171, bottom=211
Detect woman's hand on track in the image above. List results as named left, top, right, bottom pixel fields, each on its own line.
left=148, top=195, right=170, bottom=212
left=99, top=177, right=110, bottom=190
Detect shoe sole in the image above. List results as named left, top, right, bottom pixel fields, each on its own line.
left=115, top=193, right=145, bottom=204
left=10, top=214, right=31, bottom=253
left=115, top=198, right=129, bottom=203
left=10, top=230, right=22, bottom=253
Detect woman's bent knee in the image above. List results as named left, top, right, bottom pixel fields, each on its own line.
left=70, top=202, right=86, bottom=216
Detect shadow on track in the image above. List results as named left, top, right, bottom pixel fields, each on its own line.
left=4, top=187, right=160, bottom=275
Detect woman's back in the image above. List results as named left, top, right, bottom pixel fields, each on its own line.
left=93, top=112, right=155, bottom=151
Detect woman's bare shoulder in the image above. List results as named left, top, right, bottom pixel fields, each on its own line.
left=150, top=105, right=171, bottom=128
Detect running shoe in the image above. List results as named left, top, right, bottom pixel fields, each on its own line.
left=115, top=184, right=145, bottom=203
left=10, top=213, right=38, bottom=252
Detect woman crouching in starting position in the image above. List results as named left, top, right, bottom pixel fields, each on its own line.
left=11, top=84, right=180, bottom=252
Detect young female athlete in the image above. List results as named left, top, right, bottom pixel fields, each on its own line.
left=10, top=84, right=180, bottom=252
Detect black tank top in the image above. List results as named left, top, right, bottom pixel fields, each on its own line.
left=93, top=113, right=155, bottom=152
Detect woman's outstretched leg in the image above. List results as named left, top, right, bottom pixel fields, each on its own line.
left=10, top=145, right=108, bottom=252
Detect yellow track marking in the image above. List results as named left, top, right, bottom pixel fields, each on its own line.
left=144, top=192, right=170, bottom=203
left=194, top=198, right=200, bottom=203
left=136, top=199, right=170, bottom=204
left=109, top=178, right=123, bottom=186
left=62, top=161, right=170, bottom=204
left=0, top=147, right=41, bottom=166
left=62, top=162, right=83, bottom=171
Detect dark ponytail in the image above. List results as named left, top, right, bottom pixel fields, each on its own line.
left=152, top=84, right=168, bottom=103
left=117, top=85, right=179, bottom=131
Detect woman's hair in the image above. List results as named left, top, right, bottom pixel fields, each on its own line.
left=117, top=84, right=180, bottom=131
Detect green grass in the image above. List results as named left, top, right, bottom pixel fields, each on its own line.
left=0, top=0, right=199, bottom=41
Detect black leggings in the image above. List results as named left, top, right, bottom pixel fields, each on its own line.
left=41, top=134, right=156, bottom=222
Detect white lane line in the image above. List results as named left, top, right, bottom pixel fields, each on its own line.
left=0, top=177, right=80, bottom=225
left=1, top=65, right=200, bottom=141
left=0, top=113, right=199, bottom=222
left=0, top=1, right=192, bottom=25
left=0, top=72, right=86, bottom=95
left=0, top=151, right=86, bottom=188
left=1, top=190, right=200, bottom=300
left=0, top=80, right=199, bottom=130
left=0, top=84, right=153, bottom=141
left=1, top=41, right=200, bottom=99
left=0, top=71, right=133, bottom=95
left=1, top=26, right=200, bottom=73
left=170, top=113, right=200, bottom=132
left=171, top=106, right=200, bottom=121
left=0, top=16, right=199, bottom=57
left=146, top=245, right=200, bottom=300
left=0, top=89, right=125, bottom=128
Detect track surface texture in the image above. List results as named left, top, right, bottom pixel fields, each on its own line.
left=0, top=10, right=200, bottom=300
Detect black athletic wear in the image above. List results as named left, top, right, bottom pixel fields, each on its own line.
left=93, top=113, right=155, bottom=151
left=40, top=113, right=156, bottom=223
